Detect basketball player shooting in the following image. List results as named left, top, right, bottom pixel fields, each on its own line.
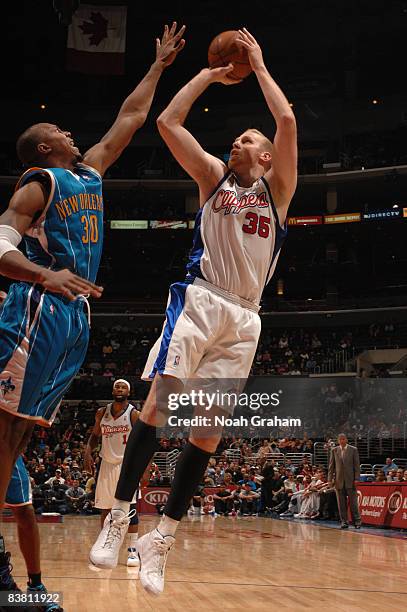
left=86, top=380, right=141, bottom=567
left=0, top=22, right=185, bottom=604
left=90, top=28, right=297, bottom=596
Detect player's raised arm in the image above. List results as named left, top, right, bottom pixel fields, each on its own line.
left=157, top=65, right=238, bottom=204
left=0, top=184, right=102, bottom=299
left=237, top=28, right=297, bottom=211
left=83, top=22, right=186, bottom=177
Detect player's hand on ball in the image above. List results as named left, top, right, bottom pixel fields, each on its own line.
left=40, top=268, right=103, bottom=300
left=156, top=22, right=186, bottom=67
left=206, top=64, right=242, bottom=85
left=236, top=28, right=265, bottom=72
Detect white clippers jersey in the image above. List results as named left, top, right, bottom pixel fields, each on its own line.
left=186, top=171, right=287, bottom=305
left=99, top=403, right=134, bottom=465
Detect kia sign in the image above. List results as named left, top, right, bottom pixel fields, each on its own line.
left=142, top=489, right=169, bottom=507
left=139, top=486, right=236, bottom=514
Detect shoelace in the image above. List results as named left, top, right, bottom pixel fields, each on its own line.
left=0, top=554, right=16, bottom=589
left=153, top=535, right=173, bottom=577
left=103, top=509, right=137, bottom=550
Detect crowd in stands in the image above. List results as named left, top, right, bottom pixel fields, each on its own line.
left=72, top=321, right=403, bottom=389
left=18, top=416, right=407, bottom=520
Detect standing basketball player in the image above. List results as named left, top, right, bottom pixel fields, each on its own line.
left=85, top=380, right=140, bottom=567
left=90, top=28, right=297, bottom=596
left=0, top=21, right=185, bottom=592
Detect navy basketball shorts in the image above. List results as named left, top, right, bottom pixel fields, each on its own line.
left=0, top=282, right=89, bottom=426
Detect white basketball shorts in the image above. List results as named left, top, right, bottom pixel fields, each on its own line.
left=142, top=277, right=261, bottom=381
left=95, top=460, right=138, bottom=510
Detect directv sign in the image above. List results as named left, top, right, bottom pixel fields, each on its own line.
left=363, top=210, right=401, bottom=220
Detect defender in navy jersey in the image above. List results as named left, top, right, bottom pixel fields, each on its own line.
left=92, top=29, right=297, bottom=596
left=0, top=24, right=185, bottom=586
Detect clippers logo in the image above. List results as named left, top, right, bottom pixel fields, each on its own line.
left=50, top=305, right=55, bottom=315
left=0, top=377, right=15, bottom=396
left=212, top=189, right=269, bottom=215
left=144, top=490, right=169, bottom=506
left=387, top=491, right=402, bottom=514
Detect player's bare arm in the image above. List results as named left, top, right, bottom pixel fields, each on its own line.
left=84, top=22, right=186, bottom=177
left=237, top=28, right=297, bottom=219
left=157, top=64, right=239, bottom=204
left=84, top=407, right=105, bottom=473
left=0, top=183, right=102, bottom=299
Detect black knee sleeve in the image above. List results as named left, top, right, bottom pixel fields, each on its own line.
left=164, top=442, right=212, bottom=521
left=115, top=420, right=160, bottom=502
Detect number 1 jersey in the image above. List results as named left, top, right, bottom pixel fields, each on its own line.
left=99, top=403, right=135, bottom=465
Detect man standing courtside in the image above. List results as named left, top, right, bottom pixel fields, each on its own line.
left=328, top=433, right=361, bottom=529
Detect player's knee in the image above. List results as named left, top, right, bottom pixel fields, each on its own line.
left=0, top=411, right=27, bottom=454
left=12, top=504, right=36, bottom=525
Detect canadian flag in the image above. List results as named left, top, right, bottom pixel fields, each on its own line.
left=66, top=4, right=127, bottom=75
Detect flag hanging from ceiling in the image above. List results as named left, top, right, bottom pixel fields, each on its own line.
left=66, top=4, right=127, bottom=75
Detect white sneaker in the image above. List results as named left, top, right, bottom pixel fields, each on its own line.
left=89, top=509, right=135, bottom=568
left=138, top=528, right=175, bottom=595
left=127, top=547, right=140, bottom=567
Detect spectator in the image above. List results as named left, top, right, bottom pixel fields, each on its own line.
left=239, top=483, right=260, bottom=516
left=45, top=469, right=65, bottom=486
left=44, top=481, right=68, bottom=514
left=297, top=469, right=330, bottom=519
left=269, top=442, right=280, bottom=455
left=395, top=469, right=404, bottom=482
left=213, top=485, right=234, bottom=516
left=258, top=439, right=272, bottom=458
left=383, top=457, right=398, bottom=474
left=375, top=469, right=386, bottom=482
left=188, top=485, right=205, bottom=515
left=65, top=479, right=86, bottom=513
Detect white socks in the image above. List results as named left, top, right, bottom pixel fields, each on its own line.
left=158, top=514, right=179, bottom=537
left=111, top=499, right=130, bottom=518
left=129, top=533, right=138, bottom=549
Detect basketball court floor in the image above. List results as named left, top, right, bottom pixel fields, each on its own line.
left=2, top=515, right=406, bottom=611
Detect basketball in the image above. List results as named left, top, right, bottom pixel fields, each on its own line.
left=208, top=30, right=252, bottom=81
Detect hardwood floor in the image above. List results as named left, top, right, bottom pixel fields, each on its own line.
left=1, top=515, right=406, bottom=611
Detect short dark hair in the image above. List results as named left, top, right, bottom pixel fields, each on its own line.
left=16, top=124, right=47, bottom=166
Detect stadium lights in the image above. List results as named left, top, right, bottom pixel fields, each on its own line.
left=40, top=104, right=46, bottom=110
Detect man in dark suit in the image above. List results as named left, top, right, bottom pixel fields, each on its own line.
left=328, top=433, right=361, bottom=529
